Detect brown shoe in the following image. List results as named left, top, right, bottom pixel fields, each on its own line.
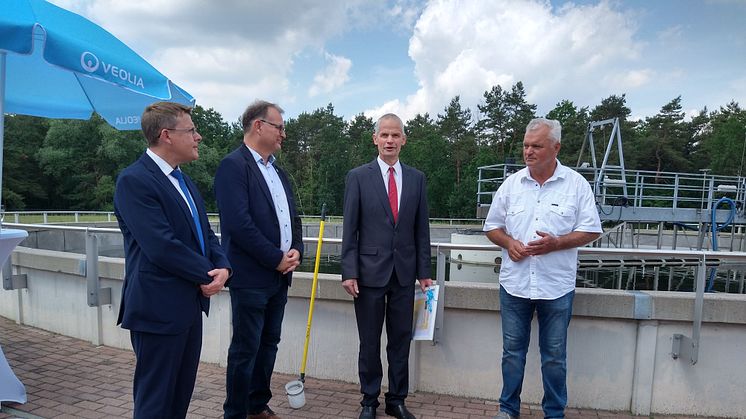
left=248, top=407, right=280, bottom=418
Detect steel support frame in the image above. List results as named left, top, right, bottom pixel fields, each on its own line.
left=2, top=261, right=26, bottom=290
left=671, top=254, right=706, bottom=365
left=433, top=248, right=447, bottom=345
left=86, top=231, right=111, bottom=307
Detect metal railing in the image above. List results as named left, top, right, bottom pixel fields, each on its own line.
left=3, top=212, right=485, bottom=227
left=4, top=222, right=745, bottom=364
left=4, top=210, right=117, bottom=224
left=476, top=164, right=746, bottom=220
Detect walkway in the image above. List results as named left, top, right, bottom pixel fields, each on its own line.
left=0, top=317, right=700, bottom=419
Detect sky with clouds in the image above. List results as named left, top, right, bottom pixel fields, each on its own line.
left=53, top=0, right=746, bottom=123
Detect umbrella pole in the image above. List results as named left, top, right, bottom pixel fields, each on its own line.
left=0, top=51, right=6, bottom=224
left=300, top=204, right=326, bottom=382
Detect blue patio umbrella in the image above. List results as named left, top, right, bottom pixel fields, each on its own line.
left=0, top=1, right=197, bottom=399
left=0, top=0, right=195, bottom=212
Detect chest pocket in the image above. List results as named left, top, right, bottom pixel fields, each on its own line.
left=505, top=205, right=525, bottom=234
left=547, top=204, right=577, bottom=235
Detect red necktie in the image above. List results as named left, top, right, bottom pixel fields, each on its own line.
left=388, top=167, right=398, bottom=223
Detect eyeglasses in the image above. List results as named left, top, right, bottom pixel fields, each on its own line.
left=165, top=127, right=198, bottom=135
left=259, top=119, right=285, bottom=133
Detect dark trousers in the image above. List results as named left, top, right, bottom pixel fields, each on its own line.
left=223, top=282, right=288, bottom=419
left=354, top=273, right=415, bottom=408
left=130, top=307, right=202, bottom=419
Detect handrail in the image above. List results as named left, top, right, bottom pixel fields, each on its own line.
left=3, top=210, right=117, bottom=224
left=4, top=222, right=121, bottom=233
left=5, top=221, right=745, bottom=364
left=8, top=221, right=746, bottom=260
left=476, top=164, right=746, bottom=222
left=3, top=212, right=485, bottom=226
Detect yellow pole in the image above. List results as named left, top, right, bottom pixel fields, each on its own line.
left=300, top=204, right=326, bottom=382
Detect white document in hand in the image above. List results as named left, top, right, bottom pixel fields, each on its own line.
left=412, top=285, right=439, bottom=341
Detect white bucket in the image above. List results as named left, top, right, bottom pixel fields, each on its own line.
left=285, top=380, right=306, bottom=409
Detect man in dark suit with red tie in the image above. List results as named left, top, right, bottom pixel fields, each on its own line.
left=114, top=102, right=231, bottom=418
left=342, top=113, right=432, bottom=419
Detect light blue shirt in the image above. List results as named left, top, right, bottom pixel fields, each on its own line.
left=247, top=146, right=292, bottom=252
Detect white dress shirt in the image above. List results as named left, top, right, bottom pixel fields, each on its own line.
left=146, top=148, right=195, bottom=215
left=247, top=146, right=292, bottom=253
left=483, top=160, right=602, bottom=300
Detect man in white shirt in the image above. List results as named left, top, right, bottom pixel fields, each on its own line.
left=483, top=118, right=602, bottom=419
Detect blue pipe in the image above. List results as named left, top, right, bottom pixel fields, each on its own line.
left=707, top=197, right=735, bottom=292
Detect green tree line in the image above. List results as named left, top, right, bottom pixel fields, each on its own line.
left=3, top=82, right=745, bottom=217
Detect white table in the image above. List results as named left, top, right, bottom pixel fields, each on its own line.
left=0, top=228, right=27, bottom=269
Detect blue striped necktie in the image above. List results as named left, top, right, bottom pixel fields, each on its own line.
left=171, top=169, right=205, bottom=255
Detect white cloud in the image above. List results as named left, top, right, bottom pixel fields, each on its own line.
left=657, top=24, right=685, bottom=48
left=364, top=98, right=406, bottom=121
left=45, top=0, right=745, bottom=124
left=380, top=0, right=645, bottom=121
left=51, top=0, right=377, bottom=121
left=363, top=88, right=430, bottom=122
left=685, top=108, right=702, bottom=121
left=603, top=69, right=655, bottom=89
left=388, top=0, right=426, bottom=31
left=308, top=53, right=352, bottom=97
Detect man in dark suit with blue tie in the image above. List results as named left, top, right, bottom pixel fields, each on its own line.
left=342, top=113, right=432, bottom=419
left=215, top=100, right=303, bottom=419
left=114, top=102, right=231, bottom=418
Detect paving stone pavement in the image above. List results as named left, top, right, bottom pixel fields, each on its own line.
left=0, top=316, right=705, bottom=419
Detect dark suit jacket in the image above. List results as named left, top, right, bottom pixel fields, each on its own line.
left=214, top=145, right=303, bottom=288
left=114, top=153, right=231, bottom=335
left=341, top=159, right=431, bottom=287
